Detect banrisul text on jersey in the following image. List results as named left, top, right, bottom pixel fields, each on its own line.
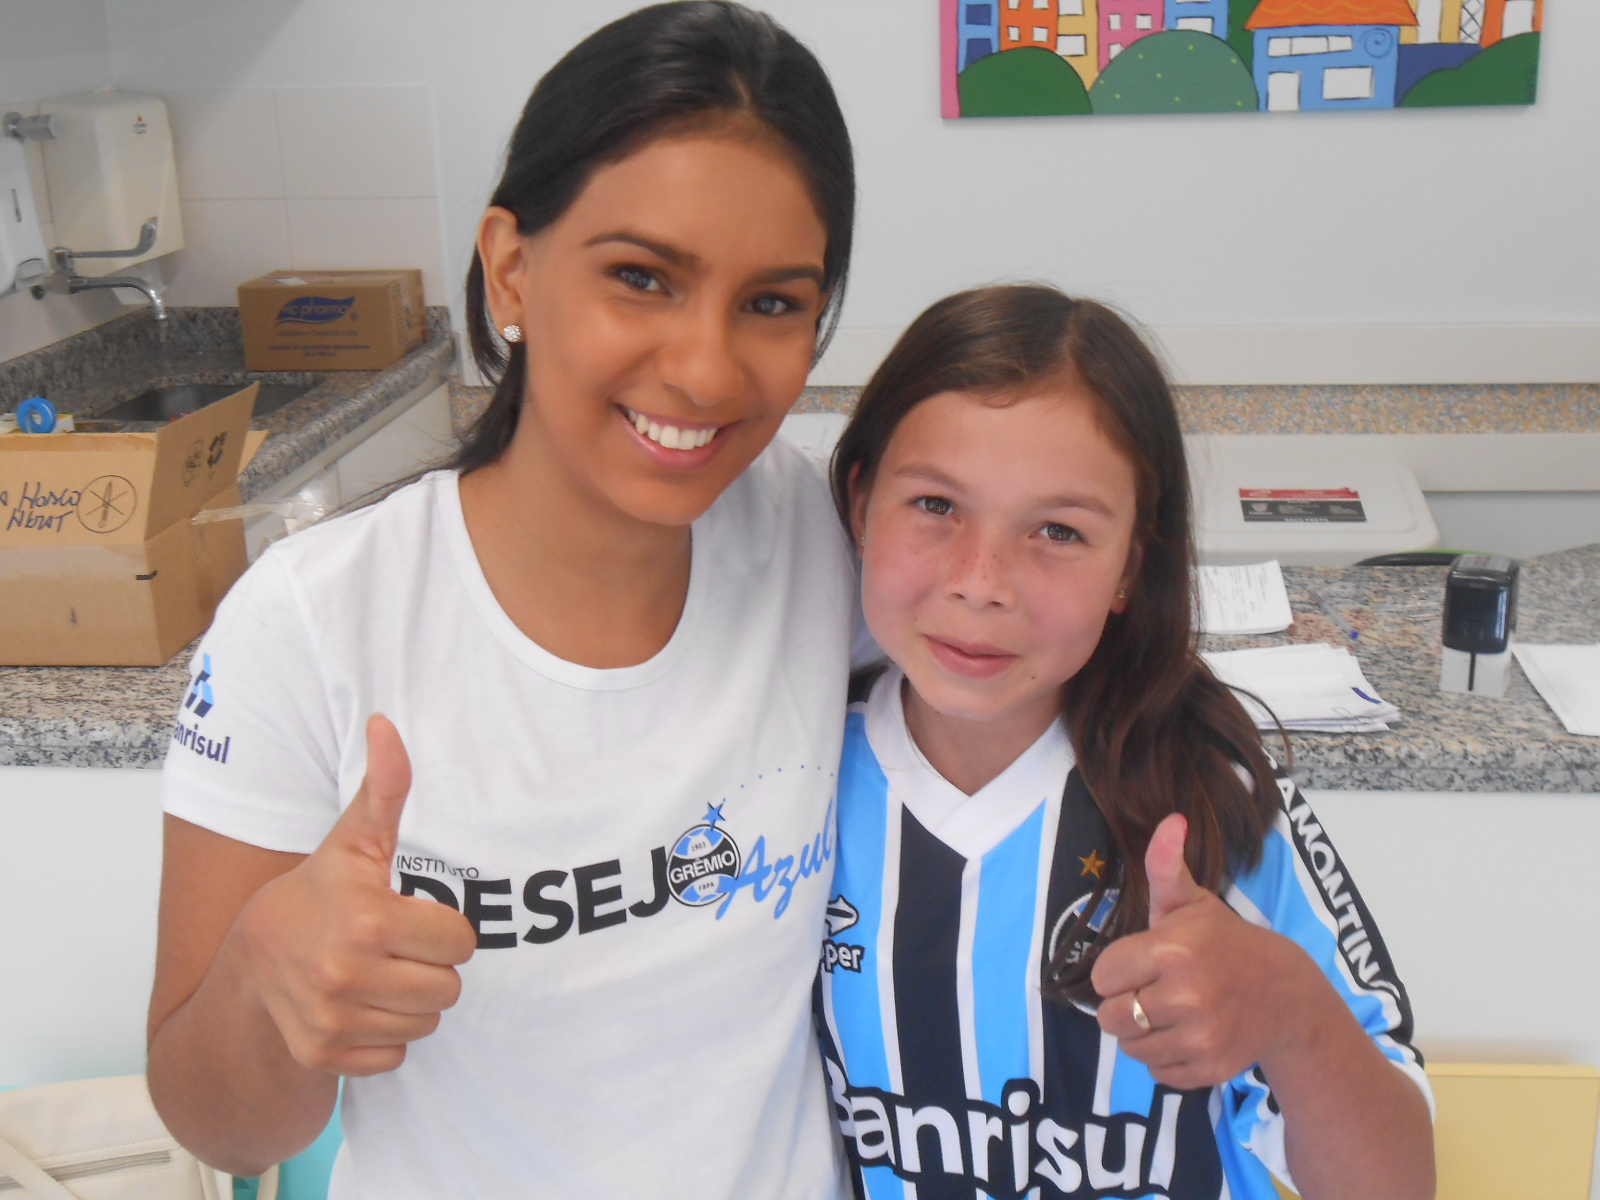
left=815, top=674, right=1428, bottom=1200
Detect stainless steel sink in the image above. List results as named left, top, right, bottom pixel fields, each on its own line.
left=97, top=381, right=318, bottom=423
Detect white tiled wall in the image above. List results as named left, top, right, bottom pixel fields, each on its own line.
left=161, top=86, right=447, bottom=308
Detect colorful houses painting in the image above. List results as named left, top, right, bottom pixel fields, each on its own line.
left=941, top=0, right=1543, bottom=117
left=1249, top=0, right=1415, bottom=111
left=999, top=0, right=1064, bottom=52
left=956, top=1, right=1001, bottom=69
left=1168, top=0, right=1233, bottom=40
left=1099, top=0, right=1167, bottom=68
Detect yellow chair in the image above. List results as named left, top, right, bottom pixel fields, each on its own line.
left=1273, top=1062, right=1600, bottom=1200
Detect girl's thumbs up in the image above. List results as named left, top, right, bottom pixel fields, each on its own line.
left=1145, top=812, right=1206, bottom=927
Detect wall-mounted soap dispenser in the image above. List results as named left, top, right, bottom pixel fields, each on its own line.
left=0, top=113, right=52, bottom=299
left=36, top=92, right=184, bottom=276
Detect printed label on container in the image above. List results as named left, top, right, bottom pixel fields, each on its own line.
left=1240, top=487, right=1367, bottom=523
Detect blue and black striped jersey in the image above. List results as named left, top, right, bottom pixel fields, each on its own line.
left=815, top=667, right=1430, bottom=1200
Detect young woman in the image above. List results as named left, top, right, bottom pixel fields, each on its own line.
left=816, top=286, right=1435, bottom=1200
left=148, top=5, right=857, bottom=1197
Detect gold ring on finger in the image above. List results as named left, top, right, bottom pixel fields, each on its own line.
left=1131, top=990, right=1152, bottom=1032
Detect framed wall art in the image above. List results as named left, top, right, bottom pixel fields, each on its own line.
left=941, top=0, right=1543, bottom=116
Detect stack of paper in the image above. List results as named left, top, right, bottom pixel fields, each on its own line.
left=1197, top=561, right=1293, bottom=636
left=1201, top=643, right=1401, bottom=733
left=1513, top=645, right=1600, bottom=736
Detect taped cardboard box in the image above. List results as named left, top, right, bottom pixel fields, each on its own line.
left=0, top=386, right=263, bottom=666
left=238, top=269, right=424, bottom=371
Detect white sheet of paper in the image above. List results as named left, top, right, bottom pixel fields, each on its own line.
left=1202, top=643, right=1400, bottom=733
left=1197, top=560, right=1294, bottom=636
left=1513, top=644, right=1600, bottom=737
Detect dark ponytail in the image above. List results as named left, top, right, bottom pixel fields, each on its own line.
left=832, top=285, right=1281, bottom=967
left=457, top=0, right=855, bottom=474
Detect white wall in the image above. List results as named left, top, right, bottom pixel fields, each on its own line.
left=160, top=85, right=448, bottom=307
left=1308, top=788, right=1600, bottom=1200
left=0, top=0, right=129, bottom=363
left=100, top=0, right=1600, bottom=384
left=0, top=0, right=111, bottom=109
left=0, top=766, right=164, bottom=1088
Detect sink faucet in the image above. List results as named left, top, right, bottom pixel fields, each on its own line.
left=63, top=270, right=167, bottom=323
left=35, top=218, right=167, bottom=324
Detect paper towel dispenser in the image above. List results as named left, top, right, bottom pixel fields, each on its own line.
left=36, top=91, right=183, bottom=276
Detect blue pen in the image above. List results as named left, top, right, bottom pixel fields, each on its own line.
left=1307, top=589, right=1359, bottom=641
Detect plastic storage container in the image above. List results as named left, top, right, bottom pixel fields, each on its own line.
left=1192, top=454, right=1439, bottom=566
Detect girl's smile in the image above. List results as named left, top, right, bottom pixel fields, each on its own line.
left=853, top=384, right=1140, bottom=786
left=923, top=633, right=1018, bottom=678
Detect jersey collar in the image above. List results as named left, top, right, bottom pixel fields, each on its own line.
left=864, top=665, right=1076, bottom=861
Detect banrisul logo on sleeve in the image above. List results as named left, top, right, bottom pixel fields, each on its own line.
left=171, top=653, right=231, bottom=764
left=275, top=296, right=356, bottom=325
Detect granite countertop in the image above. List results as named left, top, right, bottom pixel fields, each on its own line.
left=791, top=384, right=1600, bottom=433
left=1, top=651, right=195, bottom=769
left=1210, top=546, right=1599, bottom=793
left=450, top=381, right=1600, bottom=440
left=1, top=305, right=457, bottom=501
left=5, top=518, right=1596, bottom=783
left=5, top=340, right=1596, bottom=778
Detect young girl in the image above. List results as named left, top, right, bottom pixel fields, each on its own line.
left=148, top=5, right=858, bottom=1197
left=817, top=286, right=1435, bottom=1200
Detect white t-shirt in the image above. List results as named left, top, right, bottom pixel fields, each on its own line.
left=162, top=440, right=857, bottom=1200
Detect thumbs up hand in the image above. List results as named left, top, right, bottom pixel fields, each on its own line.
left=1090, top=814, right=1311, bottom=1091
left=1144, top=811, right=1210, bottom=926
left=232, top=715, right=478, bottom=1076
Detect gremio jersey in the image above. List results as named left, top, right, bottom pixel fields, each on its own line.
left=815, top=667, right=1430, bottom=1200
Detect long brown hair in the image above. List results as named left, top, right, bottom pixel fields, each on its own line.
left=832, top=284, right=1280, bottom=953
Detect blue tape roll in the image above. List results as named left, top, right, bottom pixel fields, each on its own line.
left=17, top=396, right=58, bottom=434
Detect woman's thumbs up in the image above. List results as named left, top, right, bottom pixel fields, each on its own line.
left=324, top=714, right=413, bottom=872
left=231, top=714, right=478, bottom=1076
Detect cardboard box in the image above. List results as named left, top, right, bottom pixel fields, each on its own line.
left=238, top=269, right=424, bottom=371
left=0, top=386, right=260, bottom=666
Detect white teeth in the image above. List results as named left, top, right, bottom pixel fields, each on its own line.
left=627, top=408, right=716, bottom=450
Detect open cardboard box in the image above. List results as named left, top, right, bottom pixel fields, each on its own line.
left=0, top=385, right=265, bottom=666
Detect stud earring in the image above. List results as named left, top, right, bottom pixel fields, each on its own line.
left=1116, top=589, right=1127, bottom=600
left=501, top=324, right=523, bottom=344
